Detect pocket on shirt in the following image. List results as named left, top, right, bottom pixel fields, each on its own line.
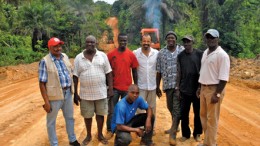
left=46, top=86, right=57, bottom=96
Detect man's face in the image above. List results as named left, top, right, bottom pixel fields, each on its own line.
left=49, top=44, right=62, bottom=56
left=127, top=86, right=139, bottom=103
left=166, top=34, right=176, bottom=47
left=118, top=35, right=127, bottom=49
left=141, top=35, right=151, bottom=50
left=85, top=37, right=96, bottom=51
left=183, top=39, right=193, bottom=53
left=205, top=34, right=219, bottom=48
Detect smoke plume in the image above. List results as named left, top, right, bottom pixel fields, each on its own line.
left=144, top=0, right=162, bottom=29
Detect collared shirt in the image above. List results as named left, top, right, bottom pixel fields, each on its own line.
left=133, top=47, right=159, bottom=90
left=156, top=45, right=184, bottom=90
left=199, top=46, right=230, bottom=84
left=73, top=50, right=112, bottom=100
left=38, top=53, right=71, bottom=88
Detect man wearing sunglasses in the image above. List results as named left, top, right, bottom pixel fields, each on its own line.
left=197, top=29, right=230, bottom=146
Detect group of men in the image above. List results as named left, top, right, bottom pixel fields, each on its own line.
left=39, top=28, right=230, bottom=146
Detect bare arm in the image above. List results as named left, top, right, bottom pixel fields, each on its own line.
left=132, top=68, right=138, bottom=85
left=211, top=80, right=227, bottom=104
left=145, top=106, right=153, bottom=133
left=106, top=71, right=114, bottom=97
left=156, top=72, right=162, bottom=97
left=73, top=75, right=81, bottom=105
left=39, top=81, right=51, bottom=113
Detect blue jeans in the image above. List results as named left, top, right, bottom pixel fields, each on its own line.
left=47, top=88, right=76, bottom=146
left=106, top=89, right=127, bottom=131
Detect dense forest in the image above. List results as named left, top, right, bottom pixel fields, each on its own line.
left=0, top=0, right=259, bottom=66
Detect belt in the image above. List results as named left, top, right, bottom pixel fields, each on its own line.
left=62, top=86, right=71, bottom=90
left=201, top=84, right=218, bottom=87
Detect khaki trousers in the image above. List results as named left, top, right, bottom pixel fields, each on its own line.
left=200, top=85, right=224, bottom=146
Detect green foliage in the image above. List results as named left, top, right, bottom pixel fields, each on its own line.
left=0, top=46, right=45, bottom=66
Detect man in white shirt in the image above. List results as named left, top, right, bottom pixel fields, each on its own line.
left=133, top=34, right=158, bottom=131
left=197, top=29, right=230, bottom=146
left=73, top=35, right=113, bottom=145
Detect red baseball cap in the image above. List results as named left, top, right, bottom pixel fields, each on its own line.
left=48, top=37, right=64, bottom=48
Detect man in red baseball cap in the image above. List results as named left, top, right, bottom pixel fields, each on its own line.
left=39, top=37, right=80, bottom=146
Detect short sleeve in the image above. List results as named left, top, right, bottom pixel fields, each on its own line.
left=138, top=97, right=149, bottom=110
left=218, top=52, right=230, bottom=81
left=38, top=59, right=48, bottom=82
left=73, top=55, right=80, bottom=77
left=130, top=51, right=139, bottom=68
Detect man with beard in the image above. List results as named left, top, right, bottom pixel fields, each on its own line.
left=156, top=31, right=184, bottom=145
left=106, top=33, right=139, bottom=139
left=73, top=35, right=113, bottom=145
left=197, top=29, right=230, bottom=146
left=133, top=34, right=158, bottom=135
left=177, top=35, right=203, bottom=142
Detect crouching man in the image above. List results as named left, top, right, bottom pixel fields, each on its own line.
left=111, top=84, right=155, bottom=146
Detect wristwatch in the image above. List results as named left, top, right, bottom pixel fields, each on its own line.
left=216, top=93, right=221, bottom=98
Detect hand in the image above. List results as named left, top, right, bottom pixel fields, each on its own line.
left=74, top=93, right=81, bottom=106
left=196, top=88, right=201, bottom=98
left=211, top=94, right=219, bottom=104
left=156, top=88, right=162, bottom=98
left=136, top=128, right=145, bottom=137
left=43, top=102, right=52, bottom=113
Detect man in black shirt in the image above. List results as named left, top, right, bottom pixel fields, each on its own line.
left=177, top=35, right=203, bottom=142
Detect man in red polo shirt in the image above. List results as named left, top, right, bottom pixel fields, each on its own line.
left=106, top=33, right=139, bottom=139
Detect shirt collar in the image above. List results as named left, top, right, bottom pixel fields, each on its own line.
left=49, top=53, right=63, bottom=61
left=80, top=48, right=99, bottom=59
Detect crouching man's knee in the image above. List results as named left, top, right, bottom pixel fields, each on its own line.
left=114, top=131, right=132, bottom=146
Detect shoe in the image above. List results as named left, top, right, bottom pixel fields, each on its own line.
left=194, top=134, right=201, bottom=142
left=105, top=131, right=114, bottom=140
left=179, top=137, right=189, bottom=142
left=69, top=140, right=80, bottom=146
left=169, top=136, right=176, bottom=145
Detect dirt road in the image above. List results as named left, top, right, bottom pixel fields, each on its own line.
left=0, top=76, right=259, bottom=146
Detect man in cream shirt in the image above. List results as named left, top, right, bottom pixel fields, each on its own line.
left=198, top=29, right=230, bottom=146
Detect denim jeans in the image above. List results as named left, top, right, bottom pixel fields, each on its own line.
left=106, top=89, right=127, bottom=132
left=47, top=88, right=76, bottom=146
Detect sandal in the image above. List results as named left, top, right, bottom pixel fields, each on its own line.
left=82, top=136, right=92, bottom=146
left=98, top=135, right=108, bottom=145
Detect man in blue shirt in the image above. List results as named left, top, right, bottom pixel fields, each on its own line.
left=111, top=84, right=155, bottom=146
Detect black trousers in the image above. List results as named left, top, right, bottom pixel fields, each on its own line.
left=180, top=92, right=202, bottom=138
left=114, top=113, right=154, bottom=146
